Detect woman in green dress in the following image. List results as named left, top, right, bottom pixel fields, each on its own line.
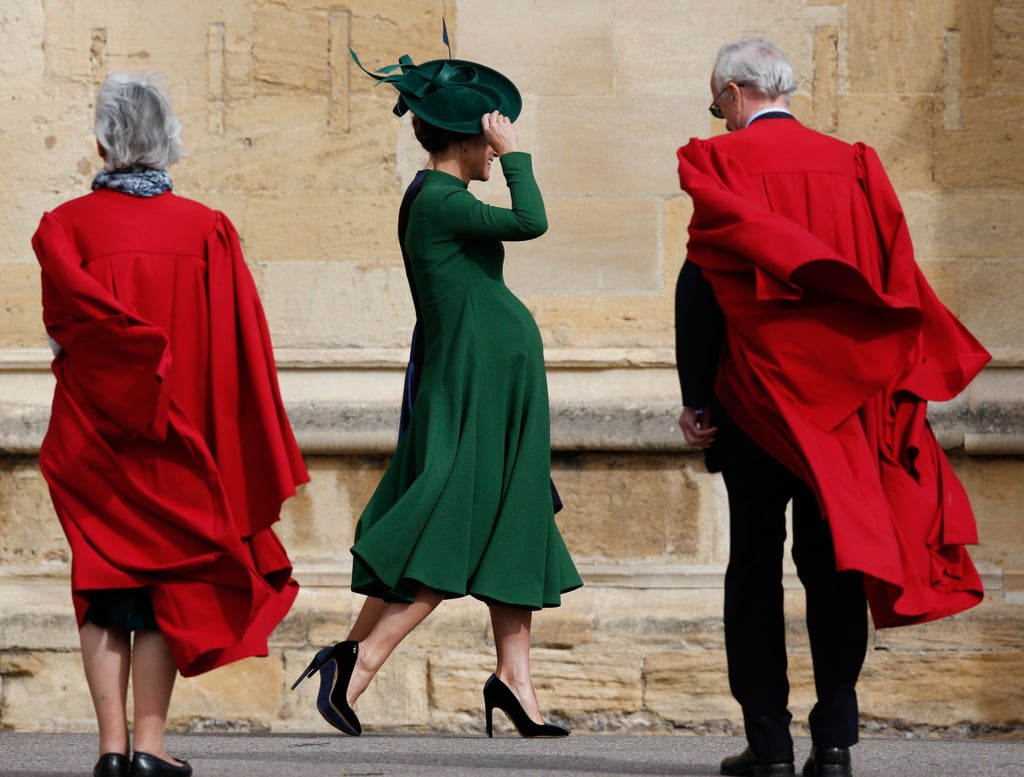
left=292, top=54, right=581, bottom=737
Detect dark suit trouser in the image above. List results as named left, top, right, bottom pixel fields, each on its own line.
left=721, top=449, right=868, bottom=759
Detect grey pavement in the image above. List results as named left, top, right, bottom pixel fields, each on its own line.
left=1, top=732, right=1021, bottom=777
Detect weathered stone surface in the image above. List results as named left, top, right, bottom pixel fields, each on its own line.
left=859, top=651, right=1024, bottom=726
left=1, top=0, right=1023, bottom=738
left=873, top=594, right=1024, bottom=653
left=837, top=95, right=936, bottom=189
left=553, top=453, right=706, bottom=563
left=535, top=96, right=694, bottom=197
left=0, top=461, right=67, bottom=564
left=173, top=656, right=284, bottom=730
left=456, top=0, right=615, bottom=97
left=0, top=264, right=47, bottom=350
left=644, top=647, right=736, bottom=721
left=504, top=197, right=664, bottom=295
left=256, top=261, right=414, bottom=350
left=1, top=651, right=96, bottom=732
left=953, top=456, right=1024, bottom=568
left=430, top=646, right=644, bottom=718
left=959, top=259, right=1024, bottom=352
left=847, top=0, right=948, bottom=94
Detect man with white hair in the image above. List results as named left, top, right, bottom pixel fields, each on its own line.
left=675, top=37, right=988, bottom=777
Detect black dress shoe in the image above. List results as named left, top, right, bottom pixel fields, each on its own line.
left=92, top=753, right=130, bottom=777
left=721, top=746, right=796, bottom=777
left=131, top=752, right=193, bottom=777
left=801, top=746, right=852, bottom=777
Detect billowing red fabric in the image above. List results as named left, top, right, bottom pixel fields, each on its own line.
left=677, top=120, right=990, bottom=628
left=32, top=189, right=308, bottom=675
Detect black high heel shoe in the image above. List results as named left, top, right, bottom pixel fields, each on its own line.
left=130, top=752, right=193, bottom=777
left=92, top=753, right=130, bottom=777
left=291, top=640, right=362, bottom=736
left=483, top=673, right=570, bottom=738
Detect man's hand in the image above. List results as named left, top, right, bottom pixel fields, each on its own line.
left=678, top=405, right=717, bottom=448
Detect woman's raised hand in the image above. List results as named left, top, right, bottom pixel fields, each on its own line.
left=481, top=111, right=518, bottom=156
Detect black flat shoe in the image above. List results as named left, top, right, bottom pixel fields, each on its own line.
left=290, top=640, right=362, bottom=736
left=483, top=673, right=570, bottom=738
left=130, top=752, right=192, bottom=777
left=801, top=746, right=852, bottom=777
left=721, top=746, right=796, bottom=777
left=92, top=753, right=130, bottom=777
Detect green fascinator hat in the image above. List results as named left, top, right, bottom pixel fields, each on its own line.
left=351, top=50, right=522, bottom=134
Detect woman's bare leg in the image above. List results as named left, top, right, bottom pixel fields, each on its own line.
left=346, top=586, right=444, bottom=705
left=489, top=605, right=545, bottom=723
left=79, top=622, right=131, bottom=757
left=346, top=596, right=388, bottom=642
left=129, top=629, right=183, bottom=766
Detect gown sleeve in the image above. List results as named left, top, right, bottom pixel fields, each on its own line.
left=436, top=152, right=548, bottom=241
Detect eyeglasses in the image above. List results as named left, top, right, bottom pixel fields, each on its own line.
left=708, top=82, right=747, bottom=119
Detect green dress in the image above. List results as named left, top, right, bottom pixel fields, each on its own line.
left=350, top=152, right=582, bottom=609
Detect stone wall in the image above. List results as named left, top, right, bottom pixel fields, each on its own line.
left=1, top=0, right=1022, bottom=738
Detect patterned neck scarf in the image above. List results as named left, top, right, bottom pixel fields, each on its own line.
left=92, top=167, right=173, bottom=197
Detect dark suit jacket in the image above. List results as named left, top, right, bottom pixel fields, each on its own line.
left=674, top=113, right=795, bottom=473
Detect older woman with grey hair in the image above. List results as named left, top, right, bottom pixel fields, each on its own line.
left=32, top=74, right=307, bottom=777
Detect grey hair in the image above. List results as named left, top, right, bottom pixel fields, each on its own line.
left=94, top=73, right=186, bottom=171
left=712, top=37, right=797, bottom=103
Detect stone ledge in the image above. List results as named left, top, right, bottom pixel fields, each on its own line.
left=2, top=348, right=1023, bottom=454
left=0, top=560, right=1008, bottom=595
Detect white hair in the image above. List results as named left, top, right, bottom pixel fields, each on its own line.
left=94, top=73, right=186, bottom=171
left=712, top=37, right=797, bottom=103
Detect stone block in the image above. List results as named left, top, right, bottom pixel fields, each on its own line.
left=181, top=96, right=403, bottom=200
left=239, top=194, right=401, bottom=265
left=529, top=294, right=675, bottom=350
left=873, top=594, right=1024, bottom=653
left=255, top=260, right=414, bottom=350
left=848, top=0, right=947, bottom=94
left=535, top=95, right=696, bottom=196
left=959, top=259, right=1024, bottom=353
left=0, top=0, right=46, bottom=96
left=551, top=453, right=705, bottom=563
left=503, top=197, right=664, bottom=295
left=358, top=650, right=431, bottom=729
left=531, top=602, right=596, bottom=650
left=252, top=6, right=328, bottom=96
left=586, top=586, right=723, bottom=647
left=664, top=197, right=693, bottom=284
left=614, top=0, right=740, bottom=97
left=837, top=95, right=936, bottom=190
left=430, top=646, right=642, bottom=718
left=992, top=0, right=1024, bottom=92
left=303, top=588, right=359, bottom=648
left=274, top=458, right=369, bottom=564
left=859, top=651, right=1024, bottom=726
left=173, top=655, right=284, bottom=731
left=0, top=264, right=47, bottom=350
left=953, top=456, right=1024, bottom=568
left=935, top=97, right=1024, bottom=188
left=0, top=579, right=78, bottom=651
left=900, top=191, right=1024, bottom=260
left=1, top=651, right=95, bottom=731
left=915, top=260, right=962, bottom=318
left=0, top=462, right=68, bottom=565
left=456, top=0, right=614, bottom=96
left=643, top=647, right=736, bottom=721
left=403, top=597, right=491, bottom=649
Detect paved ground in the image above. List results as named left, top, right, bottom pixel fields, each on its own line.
left=2, top=732, right=1021, bottom=777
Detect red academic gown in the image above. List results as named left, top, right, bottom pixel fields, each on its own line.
left=32, top=189, right=308, bottom=676
left=677, top=118, right=990, bottom=628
